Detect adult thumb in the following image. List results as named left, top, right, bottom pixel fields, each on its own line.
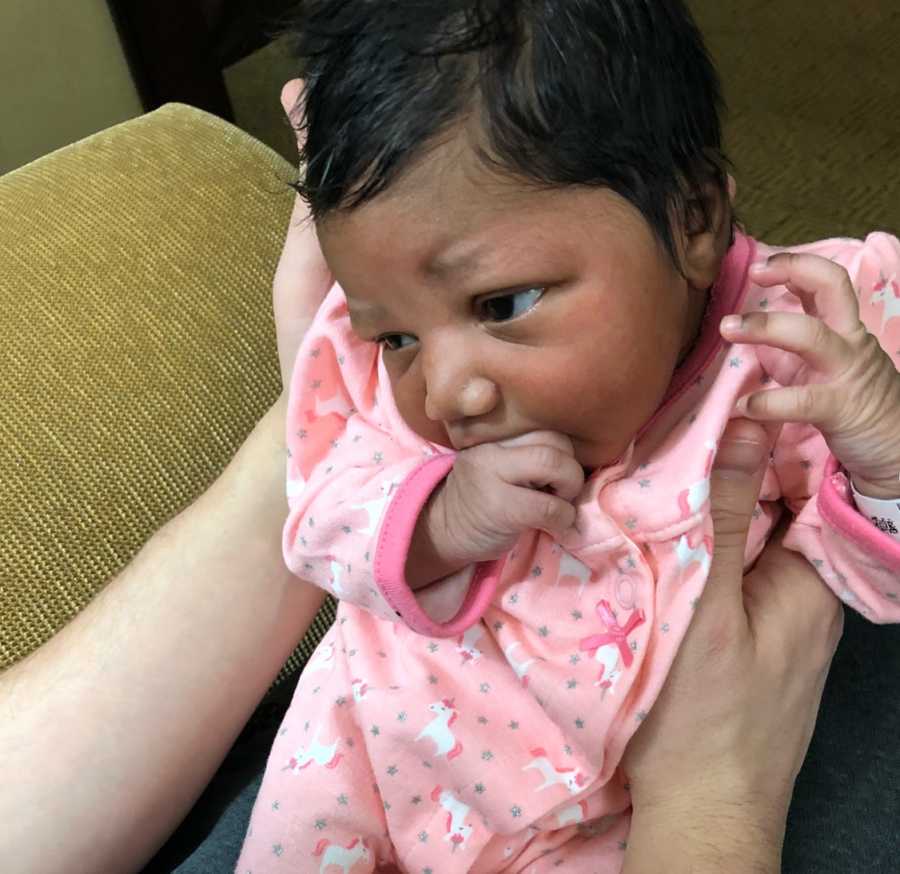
left=704, top=418, right=770, bottom=606
left=280, top=79, right=306, bottom=149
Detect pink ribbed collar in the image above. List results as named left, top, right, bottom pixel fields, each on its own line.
left=635, top=230, right=756, bottom=441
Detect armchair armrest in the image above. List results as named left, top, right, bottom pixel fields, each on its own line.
left=0, top=102, right=334, bottom=683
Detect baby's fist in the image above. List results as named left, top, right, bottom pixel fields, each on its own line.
left=437, top=431, right=585, bottom=569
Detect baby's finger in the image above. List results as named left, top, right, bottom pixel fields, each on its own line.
left=735, top=384, right=839, bottom=426
left=720, top=310, right=852, bottom=376
left=497, top=430, right=576, bottom=457
left=504, top=483, right=578, bottom=538
left=496, top=443, right=586, bottom=502
left=748, top=252, right=860, bottom=336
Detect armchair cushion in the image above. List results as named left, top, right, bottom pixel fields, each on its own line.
left=0, top=103, right=334, bottom=682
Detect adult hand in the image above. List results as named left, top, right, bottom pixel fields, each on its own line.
left=272, top=79, right=333, bottom=394
left=621, top=418, right=843, bottom=873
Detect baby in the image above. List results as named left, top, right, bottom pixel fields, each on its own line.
left=238, top=1, right=900, bottom=871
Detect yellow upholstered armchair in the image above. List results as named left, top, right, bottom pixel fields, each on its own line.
left=0, top=103, right=334, bottom=684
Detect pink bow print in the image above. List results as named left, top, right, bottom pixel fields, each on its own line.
left=579, top=600, right=645, bottom=668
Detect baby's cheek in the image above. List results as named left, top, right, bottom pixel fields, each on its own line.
left=394, top=376, right=448, bottom=445
left=573, top=340, right=676, bottom=441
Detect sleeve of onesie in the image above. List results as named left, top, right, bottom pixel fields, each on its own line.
left=282, top=283, right=505, bottom=638
left=760, top=232, right=900, bottom=622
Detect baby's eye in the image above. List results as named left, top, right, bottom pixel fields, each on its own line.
left=377, top=333, right=417, bottom=352
left=477, top=287, right=544, bottom=322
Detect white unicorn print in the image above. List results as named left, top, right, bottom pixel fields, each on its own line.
left=676, top=440, right=716, bottom=518
left=312, top=836, right=371, bottom=873
left=431, top=786, right=475, bottom=852
left=872, top=273, right=900, bottom=332
left=415, top=699, right=463, bottom=759
left=522, top=747, right=588, bottom=795
left=283, top=725, right=343, bottom=772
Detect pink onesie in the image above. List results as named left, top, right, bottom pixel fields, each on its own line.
left=237, top=230, right=900, bottom=873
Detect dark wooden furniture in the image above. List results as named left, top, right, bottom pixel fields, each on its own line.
left=106, top=0, right=298, bottom=122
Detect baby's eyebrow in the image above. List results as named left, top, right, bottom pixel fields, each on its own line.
left=346, top=299, right=386, bottom=325
left=424, top=243, right=488, bottom=281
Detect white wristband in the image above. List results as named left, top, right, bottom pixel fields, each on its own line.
left=850, top=480, right=900, bottom=539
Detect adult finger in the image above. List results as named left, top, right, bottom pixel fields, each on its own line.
left=280, top=79, right=306, bottom=149
left=273, top=81, right=333, bottom=389
left=695, top=418, right=770, bottom=624
left=272, top=200, right=333, bottom=390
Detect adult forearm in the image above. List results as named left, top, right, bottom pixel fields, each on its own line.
left=622, top=798, right=786, bottom=874
left=0, top=398, right=325, bottom=874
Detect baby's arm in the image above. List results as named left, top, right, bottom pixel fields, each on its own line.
left=287, top=416, right=585, bottom=635
left=771, top=425, right=900, bottom=620
left=283, top=289, right=486, bottom=635
left=743, top=233, right=900, bottom=618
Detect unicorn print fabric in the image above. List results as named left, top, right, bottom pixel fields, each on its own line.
left=236, top=231, right=900, bottom=873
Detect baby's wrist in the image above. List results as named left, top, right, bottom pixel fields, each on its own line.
left=404, top=485, right=470, bottom=590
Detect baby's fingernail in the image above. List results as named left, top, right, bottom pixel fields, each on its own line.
left=720, top=315, right=743, bottom=333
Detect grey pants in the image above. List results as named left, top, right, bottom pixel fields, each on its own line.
left=142, top=607, right=900, bottom=873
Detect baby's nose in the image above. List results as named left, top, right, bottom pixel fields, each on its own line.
left=425, top=374, right=499, bottom=423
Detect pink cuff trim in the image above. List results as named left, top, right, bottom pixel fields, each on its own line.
left=818, top=454, right=900, bottom=570
left=374, top=453, right=505, bottom=638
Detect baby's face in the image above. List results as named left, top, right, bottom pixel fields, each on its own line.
left=318, top=140, right=705, bottom=470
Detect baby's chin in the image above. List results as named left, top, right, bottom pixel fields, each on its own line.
left=572, top=434, right=635, bottom=475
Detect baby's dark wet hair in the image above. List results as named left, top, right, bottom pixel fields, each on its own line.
left=272, top=0, right=734, bottom=271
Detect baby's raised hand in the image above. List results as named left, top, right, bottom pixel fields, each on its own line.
left=720, top=252, right=900, bottom=499
left=409, top=431, right=585, bottom=587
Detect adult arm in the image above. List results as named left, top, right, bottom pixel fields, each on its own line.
left=0, top=397, right=324, bottom=874
left=625, top=799, right=786, bottom=874
left=621, top=419, right=843, bottom=873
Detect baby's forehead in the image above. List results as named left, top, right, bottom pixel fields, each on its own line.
left=320, top=203, right=568, bottom=291
left=320, top=178, right=643, bottom=266
left=317, top=140, right=656, bottom=294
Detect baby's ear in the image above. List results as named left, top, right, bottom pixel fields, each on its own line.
left=678, top=179, right=733, bottom=290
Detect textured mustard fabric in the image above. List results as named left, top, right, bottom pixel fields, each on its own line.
left=0, top=103, right=334, bottom=683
